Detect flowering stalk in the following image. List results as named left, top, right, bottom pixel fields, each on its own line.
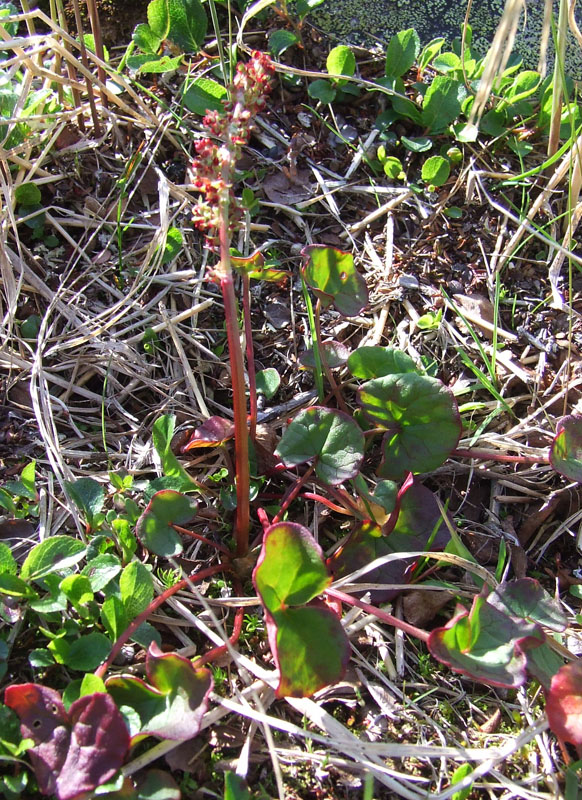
left=191, top=52, right=275, bottom=556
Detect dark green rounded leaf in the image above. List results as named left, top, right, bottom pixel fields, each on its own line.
left=299, top=341, right=350, bottom=370
left=347, top=346, right=417, bottom=380
left=183, top=77, right=226, bottom=115
left=269, top=603, right=350, bottom=697
left=385, top=28, right=420, bottom=78
left=269, top=29, right=300, bottom=58
left=66, top=632, right=112, bottom=671
left=14, top=182, right=41, bottom=206
left=302, top=245, right=368, bottom=317
left=253, top=521, right=331, bottom=611
left=307, top=79, right=336, bottom=104
left=136, top=490, right=198, bottom=556
left=550, top=415, right=582, bottom=483
left=275, top=406, right=364, bottom=485
left=357, top=373, right=461, bottom=480
left=256, top=368, right=281, bottom=399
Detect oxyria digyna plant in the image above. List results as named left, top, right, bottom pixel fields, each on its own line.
left=190, top=52, right=275, bottom=557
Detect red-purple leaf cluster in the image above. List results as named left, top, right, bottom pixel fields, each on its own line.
left=4, top=684, right=129, bottom=800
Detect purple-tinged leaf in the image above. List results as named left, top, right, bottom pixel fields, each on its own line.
left=266, top=601, right=350, bottom=697
left=546, top=661, right=582, bottom=758
left=106, top=642, right=212, bottom=741
left=550, top=415, right=582, bottom=483
left=487, top=578, right=566, bottom=632
left=302, top=245, right=368, bottom=317
left=329, top=479, right=450, bottom=602
left=180, top=417, right=235, bottom=451
left=135, top=490, right=198, bottom=557
left=299, top=340, right=350, bottom=370
left=348, top=346, right=417, bottom=380
left=357, top=373, right=461, bottom=480
left=275, top=406, right=364, bottom=486
left=428, top=596, right=545, bottom=687
left=4, top=685, right=129, bottom=800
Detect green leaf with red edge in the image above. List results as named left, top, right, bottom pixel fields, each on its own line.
left=4, top=684, right=129, bottom=800
left=180, top=417, right=234, bottom=451
left=253, top=522, right=349, bottom=697
left=550, top=415, right=582, bottom=483
left=253, top=522, right=331, bottom=610
left=266, top=602, right=350, bottom=697
left=546, top=661, right=582, bottom=758
left=487, top=578, right=566, bottom=632
left=231, top=251, right=289, bottom=283
left=299, top=341, right=350, bottom=370
left=275, top=406, right=364, bottom=486
left=105, top=642, right=212, bottom=742
left=135, top=490, right=198, bottom=557
left=428, top=595, right=545, bottom=687
left=328, top=479, right=451, bottom=602
left=357, top=373, right=461, bottom=480
left=347, top=346, right=418, bottom=380
left=301, top=245, right=368, bottom=317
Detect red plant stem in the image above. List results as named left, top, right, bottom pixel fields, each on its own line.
left=94, top=563, right=230, bottom=679
left=315, top=300, right=348, bottom=414
left=326, top=587, right=430, bottom=643
left=257, top=506, right=271, bottom=531
left=272, top=464, right=315, bottom=524
left=221, top=272, right=251, bottom=556
left=171, top=524, right=232, bottom=557
left=242, top=273, right=258, bottom=442
left=301, top=492, right=355, bottom=515
left=453, top=448, right=549, bottom=465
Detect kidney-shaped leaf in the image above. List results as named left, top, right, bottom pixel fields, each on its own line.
left=546, top=661, right=582, bottom=758
left=299, top=340, right=350, bottom=370
left=266, top=602, right=350, bottom=697
left=275, top=406, right=364, bottom=486
left=428, top=595, right=545, bottom=687
left=550, top=415, right=582, bottom=483
left=135, top=490, right=198, bottom=557
left=4, top=684, right=129, bottom=800
left=487, top=578, right=566, bottom=632
left=347, top=346, right=417, bottom=380
left=357, top=373, right=461, bottom=480
left=106, top=642, right=212, bottom=741
left=302, top=245, right=368, bottom=317
left=253, top=522, right=331, bottom=611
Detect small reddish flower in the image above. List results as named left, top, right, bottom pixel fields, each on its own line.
left=190, top=52, right=275, bottom=257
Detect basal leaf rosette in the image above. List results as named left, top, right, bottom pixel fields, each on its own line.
left=275, top=406, right=364, bottom=486
left=550, top=415, right=582, bottom=483
left=253, top=522, right=350, bottom=697
left=301, top=245, right=368, bottom=317
left=357, top=373, right=461, bottom=480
